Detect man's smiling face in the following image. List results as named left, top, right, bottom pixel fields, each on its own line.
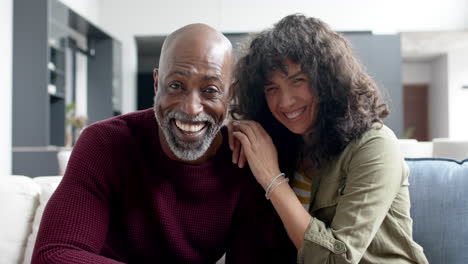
left=153, top=25, right=233, bottom=162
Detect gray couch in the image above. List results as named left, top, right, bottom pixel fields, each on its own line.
left=406, top=158, right=468, bottom=263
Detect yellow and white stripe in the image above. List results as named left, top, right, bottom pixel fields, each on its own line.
left=291, top=169, right=312, bottom=211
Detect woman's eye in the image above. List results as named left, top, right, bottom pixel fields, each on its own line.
left=264, top=87, right=276, bottom=94
left=294, top=78, right=305, bottom=83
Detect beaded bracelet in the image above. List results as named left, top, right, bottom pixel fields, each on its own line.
left=265, top=172, right=285, bottom=199
left=266, top=178, right=289, bottom=200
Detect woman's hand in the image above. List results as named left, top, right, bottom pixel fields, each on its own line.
left=230, top=120, right=311, bottom=249
left=227, top=120, right=247, bottom=168
left=231, top=120, right=281, bottom=189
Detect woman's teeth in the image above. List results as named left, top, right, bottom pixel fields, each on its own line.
left=175, top=120, right=206, bottom=132
left=284, top=108, right=305, bottom=119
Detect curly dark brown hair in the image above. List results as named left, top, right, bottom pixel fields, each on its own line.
left=230, top=14, right=389, bottom=173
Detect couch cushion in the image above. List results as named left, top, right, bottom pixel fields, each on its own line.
left=406, top=158, right=468, bottom=264
left=0, top=175, right=41, bottom=264
left=22, top=176, right=63, bottom=264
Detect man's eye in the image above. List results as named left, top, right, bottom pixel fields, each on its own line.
left=169, top=83, right=182, bottom=90
left=203, top=87, right=219, bottom=94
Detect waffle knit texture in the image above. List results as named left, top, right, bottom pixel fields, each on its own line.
left=32, top=109, right=296, bottom=264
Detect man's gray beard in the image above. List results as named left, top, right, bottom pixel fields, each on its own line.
left=153, top=102, right=224, bottom=161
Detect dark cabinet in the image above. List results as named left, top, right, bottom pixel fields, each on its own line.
left=12, top=0, right=122, bottom=176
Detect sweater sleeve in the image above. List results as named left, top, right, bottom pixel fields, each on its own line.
left=298, top=128, right=406, bottom=264
left=225, top=174, right=297, bottom=264
left=32, top=124, right=125, bottom=264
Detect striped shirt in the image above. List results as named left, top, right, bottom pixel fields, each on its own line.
left=291, top=169, right=312, bottom=211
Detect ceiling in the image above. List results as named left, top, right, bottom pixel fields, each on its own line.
left=401, top=31, right=468, bottom=62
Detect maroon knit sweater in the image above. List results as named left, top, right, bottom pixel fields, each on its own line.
left=32, top=109, right=296, bottom=264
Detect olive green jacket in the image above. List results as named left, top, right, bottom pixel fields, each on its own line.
left=298, top=125, right=429, bottom=264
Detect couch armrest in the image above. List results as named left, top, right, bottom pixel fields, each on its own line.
left=0, top=175, right=41, bottom=264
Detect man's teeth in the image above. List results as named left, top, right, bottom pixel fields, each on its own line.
left=284, top=108, right=305, bottom=119
left=175, top=120, right=206, bottom=132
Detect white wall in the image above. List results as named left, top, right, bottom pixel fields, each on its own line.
left=97, top=0, right=468, bottom=113
left=0, top=0, right=12, bottom=175
left=101, top=0, right=468, bottom=35
left=220, top=0, right=468, bottom=33
left=429, top=55, right=449, bottom=139
left=448, top=48, right=468, bottom=139
left=402, top=62, right=432, bottom=84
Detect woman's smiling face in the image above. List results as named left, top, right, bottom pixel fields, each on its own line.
left=263, top=59, right=319, bottom=136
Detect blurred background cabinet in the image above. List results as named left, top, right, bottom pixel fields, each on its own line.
left=13, top=0, right=122, bottom=176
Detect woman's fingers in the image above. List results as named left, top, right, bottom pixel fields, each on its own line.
left=234, top=121, right=273, bottom=150
left=250, top=120, right=270, bottom=139
left=232, top=138, right=241, bottom=164
left=233, top=126, right=281, bottom=189
left=238, top=146, right=247, bottom=168
left=227, top=120, right=235, bottom=151
left=233, top=121, right=257, bottom=143
left=231, top=120, right=273, bottom=169
left=232, top=131, right=252, bottom=156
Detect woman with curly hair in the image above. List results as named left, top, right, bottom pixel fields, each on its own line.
left=229, top=14, right=428, bottom=263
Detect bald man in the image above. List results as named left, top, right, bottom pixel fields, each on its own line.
left=32, top=24, right=296, bottom=264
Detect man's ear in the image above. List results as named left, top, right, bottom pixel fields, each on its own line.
left=153, top=68, right=159, bottom=94
left=227, top=81, right=236, bottom=101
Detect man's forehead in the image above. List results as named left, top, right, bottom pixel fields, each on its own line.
left=159, top=27, right=233, bottom=75
left=161, top=54, right=231, bottom=77
left=165, top=67, right=224, bottom=81
left=169, top=42, right=231, bottom=62
left=163, top=24, right=232, bottom=53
